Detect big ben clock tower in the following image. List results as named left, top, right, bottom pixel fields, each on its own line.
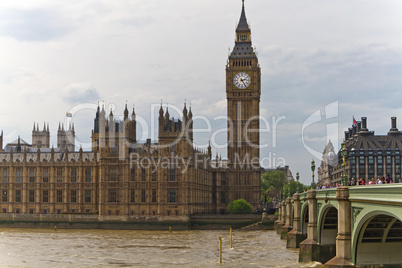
left=226, top=0, right=261, bottom=207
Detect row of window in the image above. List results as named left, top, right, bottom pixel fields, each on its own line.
left=1, top=189, right=180, bottom=204
left=1, top=168, right=92, bottom=183
left=128, top=168, right=172, bottom=182
left=1, top=167, right=217, bottom=184
left=235, top=173, right=250, bottom=185
left=108, top=189, right=178, bottom=203
left=232, top=59, right=252, bottom=67
left=350, top=148, right=401, bottom=156
left=349, top=163, right=401, bottom=176
left=237, top=34, right=249, bottom=42
left=212, top=173, right=227, bottom=186
left=2, top=208, right=93, bottom=214
left=349, top=156, right=401, bottom=165
left=2, top=190, right=92, bottom=203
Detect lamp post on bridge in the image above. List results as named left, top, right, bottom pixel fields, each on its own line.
left=340, top=141, right=348, bottom=186
left=311, top=159, right=316, bottom=188
left=296, top=172, right=301, bottom=193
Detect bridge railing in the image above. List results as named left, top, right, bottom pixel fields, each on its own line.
left=348, top=184, right=402, bottom=204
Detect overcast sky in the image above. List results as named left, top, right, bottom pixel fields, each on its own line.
left=0, top=0, right=402, bottom=184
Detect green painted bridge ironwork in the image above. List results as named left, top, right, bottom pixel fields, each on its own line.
left=274, top=184, right=402, bottom=267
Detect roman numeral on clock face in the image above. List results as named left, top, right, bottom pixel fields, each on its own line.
left=234, top=72, right=251, bottom=89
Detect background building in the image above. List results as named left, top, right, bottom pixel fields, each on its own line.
left=318, top=117, right=402, bottom=185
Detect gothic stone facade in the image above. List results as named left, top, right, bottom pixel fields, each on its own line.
left=0, top=1, right=262, bottom=217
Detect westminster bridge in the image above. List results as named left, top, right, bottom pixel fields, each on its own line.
left=274, top=184, right=402, bottom=267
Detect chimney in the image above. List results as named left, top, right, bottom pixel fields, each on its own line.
left=352, top=125, right=357, bottom=136
left=345, top=131, right=349, bottom=141
left=389, top=117, right=399, bottom=134
left=392, top=117, right=397, bottom=129
left=362, top=117, right=367, bottom=130
left=357, top=121, right=362, bottom=132
left=359, top=117, right=369, bottom=133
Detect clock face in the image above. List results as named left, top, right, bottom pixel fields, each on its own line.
left=234, top=72, right=251, bottom=89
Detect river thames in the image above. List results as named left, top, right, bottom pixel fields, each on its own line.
left=0, top=228, right=320, bottom=267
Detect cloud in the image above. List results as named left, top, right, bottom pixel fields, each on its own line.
left=262, top=44, right=402, bottom=111
left=61, top=82, right=100, bottom=105
left=0, top=8, right=74, bottom=41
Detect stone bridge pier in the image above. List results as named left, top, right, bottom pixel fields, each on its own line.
left=324, top=187, right=353, bottom=267
left=281, top=197, right=293, bottom=239
left=287, top=193, right=306, bottom=248
left=276, top=201, right=286, bottom=234
left=298, top=189, right=321, bottom=262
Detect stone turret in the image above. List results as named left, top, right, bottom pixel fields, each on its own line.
left=99, top=105, right=106, bottom=150
left=208, top=141, right=212, bottom=159
left=57, top=122, right=75, bottom=152
left=188, top=106, right=193, bottom=142
left=94, top=105, right=100, bottom=134
left=158, top=103, right=194, bottom=153
left=124, top=104, right=129, bottom=121
left=127, top=107, right=136, bottom=144
left=92, top=103, right=137, bottom=153
left=32, top=122, right=50, bottom=149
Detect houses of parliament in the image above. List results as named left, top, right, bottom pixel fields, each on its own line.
left=0, top=1, right=262, bottom=218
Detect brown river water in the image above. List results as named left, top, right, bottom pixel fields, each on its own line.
left=0, top=228, right=320, bottom=267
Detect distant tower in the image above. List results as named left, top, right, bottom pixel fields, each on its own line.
left=32, top=122, right=50, bottom=149
left=57, top=122, right=75, bottom=152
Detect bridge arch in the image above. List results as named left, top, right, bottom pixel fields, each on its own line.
left=353, top=210, right=402, bottom=265
left=300, top=203, right=309, bottom=236
left=290, top=205, right=294, bottom=228
left=317, top=205, right=338, bottom=245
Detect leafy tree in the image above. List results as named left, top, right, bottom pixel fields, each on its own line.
left=227, top=199, right=253, bottom=214
left=283, top=180, right=298, bottom=198
left=261, top=170, right=287, bottom=202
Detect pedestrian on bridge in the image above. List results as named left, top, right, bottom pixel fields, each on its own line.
left=386, top=175, right=393, bottom=184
